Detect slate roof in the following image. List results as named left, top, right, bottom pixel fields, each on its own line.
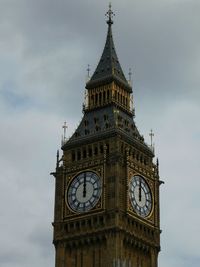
left=64, top=107, right=153, bottom=156
left=86, top=21, right=132, bottom=92
left=70, top=106, right=139, bottom=139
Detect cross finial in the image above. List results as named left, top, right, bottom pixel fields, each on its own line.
left=149, top=129, right=154, bottom=148
left=87, top=64, right=90, bottom=78
left=62, top=121, right=68, bottom=142
left=105, top=2, right=115, bottom=25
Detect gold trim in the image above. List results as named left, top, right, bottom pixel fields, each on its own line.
left=63, top=210, right=105, bottom=221
left=65, top=169, right=103, bottom=215
left=127, top=210, right=156, bottom=227
left=127, top=170, right=154, bottom=221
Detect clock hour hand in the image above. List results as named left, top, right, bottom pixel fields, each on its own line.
left=83, top=173, right=86, bottom=198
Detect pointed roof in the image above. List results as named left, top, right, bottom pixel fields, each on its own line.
left=86, top=5, right=132, bottom=92
left=63, top=105, right=153, bottom=157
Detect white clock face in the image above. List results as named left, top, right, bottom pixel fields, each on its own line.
left=129, top=175, right=152, bottom=217
left=67, top=171, right=102, bottom=213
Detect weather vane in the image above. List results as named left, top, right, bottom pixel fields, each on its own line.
left=105, top=2, right=115, bottom=25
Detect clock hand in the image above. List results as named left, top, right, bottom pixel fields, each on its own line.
left=83, top=173, right=86, bottom=198
left=139, top=178, right=142, bottom=202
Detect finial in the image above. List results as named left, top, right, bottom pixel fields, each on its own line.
left=156, top=158, right=159, bottom=175
left=84, top=89, right=88, bottom=109
left=130, top=94, right=134, bottom=115
left=105, top=2, right=115, bottom=25
left=149, top=129, right=154, bottom=149
left=62, top=121, right=68, bottom=145
left=56, top=150, right=59, bottom=168
left=128, top=68, right=132, bottom=83
left=87, top=64, right=90, bottom=78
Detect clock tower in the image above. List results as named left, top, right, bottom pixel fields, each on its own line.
left=52, top=5, right=161, bottom=267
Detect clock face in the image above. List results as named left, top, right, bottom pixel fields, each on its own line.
left=129, top=175, right=152, bottom=217
left=66, top=171, right=102, bottom=213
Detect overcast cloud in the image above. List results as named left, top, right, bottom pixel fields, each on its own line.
left=0, top=1, right=200, bottom=266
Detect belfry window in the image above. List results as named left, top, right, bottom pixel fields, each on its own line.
left=95, top=94, right=98, bottom=104
left=99, top=92, right=102, bottom=104
left=107, top=90, right=110, bottom=100
left=91, top=95, right=94, bottom=105
left=103, top=91, right=106, bottom=102
left=114, top=91, right=117, bottom=100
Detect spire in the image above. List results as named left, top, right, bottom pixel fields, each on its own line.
left=86, top=4, right=132, bottom=92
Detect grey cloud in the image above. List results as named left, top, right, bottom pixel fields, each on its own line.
left=0, top=1, right=200, bottom=267
left=28, top=223, right=53, bottom=258
left=0, top=250, right=25, bottom=265
left=2, top=0, right=199, bottom=115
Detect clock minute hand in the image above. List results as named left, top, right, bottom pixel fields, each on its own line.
left=139, top=178, right=142, bottom=202
left=83, top=173, right=86, bottom=198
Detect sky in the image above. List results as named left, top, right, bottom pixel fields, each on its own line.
left=0, top=0, right=200, bottom=266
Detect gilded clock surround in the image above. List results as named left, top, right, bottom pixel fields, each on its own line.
left=128, top=172, right=154, bottom=220
left=64, top=167, right=105, bottom=218
left=51, top=5, right=162, bottom=267
left=66, top=171, right=102, bottom=213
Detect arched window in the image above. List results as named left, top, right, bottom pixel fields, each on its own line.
left=95, top=94, right=98, bottom=105
left=114, top=91, right=117, bottom=100
left=107, top=90, right=110, bottom=101
left=91, top=95, right=94, bottom=106
left=103, top=91, right=106, bottom=103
